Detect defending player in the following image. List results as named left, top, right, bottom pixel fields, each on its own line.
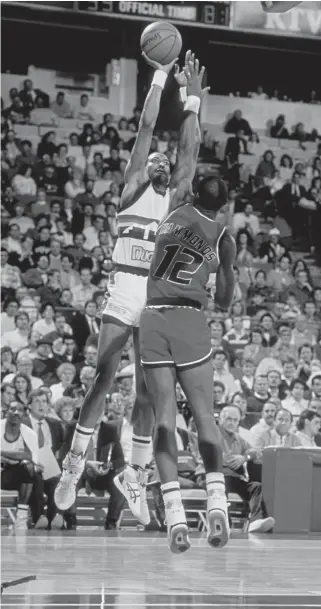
left=139, top=168, right=236, bottom=551
left=54, top=51, right=205, bottom=522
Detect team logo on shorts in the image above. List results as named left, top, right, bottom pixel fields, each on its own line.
left=131, top=245, right=153, bottom=264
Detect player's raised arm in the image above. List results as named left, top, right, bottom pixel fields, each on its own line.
left=121, top=53, right=178, bottom=210
left=169, top=55, right=209, bottom=211
left=215, top=229, right=237, bottom=310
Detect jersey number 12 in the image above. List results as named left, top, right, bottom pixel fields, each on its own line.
left=154, top=245, right=204, bottom=286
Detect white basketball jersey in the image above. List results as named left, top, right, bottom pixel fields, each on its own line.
left=113, top=184, right=170, bottom=272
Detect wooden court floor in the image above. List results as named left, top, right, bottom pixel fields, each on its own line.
left=1, top=530, right=321, bottom=608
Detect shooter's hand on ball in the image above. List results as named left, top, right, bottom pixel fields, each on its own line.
left=142, top=51, right=178, bottom=74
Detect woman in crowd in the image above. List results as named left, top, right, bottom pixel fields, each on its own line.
left=37, top=131, right=58, bottom=158
left=225, top=300, right=251, bottom=332
left=243, top=328, right=268, bottom=366
left=292, top=259, right=314, bottom=286
left=3, top=129, right=21, bottom=163
left=9, top=202, right=35, bottom=235
left=235, top=230, right=255, bottom=267
left=78, top=123, right=95, bottom=147
left=1, top=346, right=16, bottom=380
left=64, top=167, right=85, bottom=199
left=11, top=164, right=37, bottom=196
left=50, top=363, right=77, bottom=404
left=267, top=254, right=294, bottom=292
left=55, top=397, right=77, bottom=432
left=279, top=154, right=294, bottom=182
left=32, top=303, right=56, bottom=338
left=270, top=115, right=289, bottom=139
left=13, top=372, right=32, bottom=407
left=255, top=150, right=277, bottom=188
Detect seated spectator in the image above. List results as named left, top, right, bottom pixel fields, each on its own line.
left=213, top=381, right=227, bottom=415
left=232, top=202, right=260, bottom=239
left=282, top=379, right=309, bottom=418
left=255, top=150, right=277, bottom=189
left=1, top=298, right=19, bottom=334
left=12, top=372, right=32, bottom=407
left=235, top=230, right=255, bottom=268
left=219, top=406, right=275, bottom=533
left=11, top=164, right=37, bottom=197
left=291, top=122, right=311, bottom=144
left=224, top=110, right=252, bottom=137
left=267, top=254, right=293, bottom=293
left=267, top=370, right=282, bottom=399
left=3, top=129, right=21, bottom=163
left=1, top=346, right=16, bottom=380
left=30, top=96, right=58, bottom=127
left=83, top=215, right=105, bottom=252
left=249, top=399, right=278, bottom=447
left=279, top=154, right=294, bottom=182
left=37, top=131, right=58, bottom=159
left=1, top=401, right=40, bottom=530
left=1, top=384, right=17, bottom=418
left=249, top=85, right=268, bottom=100
left=3, top=94, right=26, bottom=124
left=2, top=311, right=30, bottom=354
left=36, top=270, right=62, bottom=307
left=270, top=115, right=289, bottom=139
left=279, top=357, right=297, bottom=400
left=9, top=201, right=35, bottom=235
left=1, top=247, right=21, bottom=291
left=51, top=91, right=73, bottom=119
left=213, top=349, right=238, bottom=401
left=296, top=409, right=321, bottom=447
left=64, top=167, right=85, bottom=199
left=223, top=315, right=249, bottom=362
left=259, top=313, right=278, bottom=348
left=55, top=397, right=77, bottom=430
left=32, top=303, right=57, bottom=338
left=19, top=78, right=49, bottom=115
left=73, top=94, right=96, bottom=122
left=72, top=267, right=96, bottom=311
left=243, top=329, right=268, bottom=366
left=224, top=130, right=249, bottom=186
left=93, top=167, right=113, bottom=198
left=256, top=408, right=302, bottom=448
left=259, top=229, right=288, bottom=265
left=59, top=253, right=81, bottom=291
left=246, top=375, right=271, bottom=427
left=50, top=363, right=76, bottom=403
left=71, top=299, right=101, bottom=351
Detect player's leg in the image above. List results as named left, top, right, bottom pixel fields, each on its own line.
left=55, top=319, right=131, bottom=511
left=114, top=327, right=154, bottom=525
left=144, top=364, right=190, bottom=554
left=177, top=359, right=229, bottom=548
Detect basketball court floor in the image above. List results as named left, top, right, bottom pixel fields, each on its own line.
left=1, top=530, right=321, bottom=608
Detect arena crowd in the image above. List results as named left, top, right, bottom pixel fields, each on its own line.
left=1, top=79, right=321, bottom=531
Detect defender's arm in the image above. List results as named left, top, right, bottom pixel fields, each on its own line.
left=215, top=229, right=236, bottom=310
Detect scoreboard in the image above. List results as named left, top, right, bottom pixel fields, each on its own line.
left=3, top=1, right=231, bottom=28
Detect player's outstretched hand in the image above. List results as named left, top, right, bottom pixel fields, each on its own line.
left=142, top=52, right=178, bottom=74
left=183, top=57, right=208, bottom=99
left=174, top=50, right=194, bottom=87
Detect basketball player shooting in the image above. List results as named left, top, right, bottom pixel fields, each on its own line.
left=139, top=169, right=236, bottom=551
left=55, top=49, right=207, bottom=523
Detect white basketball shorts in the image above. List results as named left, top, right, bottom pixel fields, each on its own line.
left=101, top=271, right=148, bottom=327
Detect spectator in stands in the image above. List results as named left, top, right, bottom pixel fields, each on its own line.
left=1, top=248, right=21, bottom=291
left=282, top=379, right=309, bottom=418
left=83, top=215, right=105, bottom=251
left=247, top=375, right=270, bottom=426
left=32, top=303, right=56, bottom=338
left=279, top=154, right=294, bottom=183
left=267, top=254, right=293, bottom=293
left=13, top=373, right=32, bottom=407
left=30, top=96, right=58, bottom=127
left=73, top=94, right=96, bottom=122
left=71, top=267, right=96, bottom=311
left=3, top=129, right=20, bottom=163
left=260, top=314, right=278, bottom=349
left=258, top=408, right=302, bottom=448
left=232, top=202, right=260, bottom=239
left=78, top=123, right=95, bottom=147
left=1, top=299, right=19, bottom=334
left=249, top=399, right=278, bottom=447
left=270, top=115, right=289, bottom=139
left=224, top=110, right=252, bottom=137
left=2, top=311, right=30, bottom=355
left=3, top=94, right=26, bottom=124
left=51, top=92, right=73, bottom=119
left=1, top=384, right=16, bottom=418
left=242, top=328, right=267, bottom=366
left=291, top=122, right=311, bottom=145
left=1, top=348, right=16, bottom=383
left=255, top=150, right=277, bottom=188
left=50, top=363, right=76, bottom=403
left=250, top=85, right=268, bottom=100
left=219, top=405, right=275, bottom=533
left=37, top=131, right=58, bottom=159
left=11, top=164, right=37, bottom=196
left=1, top=401, right=40, bottom=530
left=3, top=355, right=42, bottom=390
left=296, top=409, right=321, bottom=447
left=259, top=229, right=288, bottom=265
left=213, top=349, right=238, bottom=400
left=235, top=229, right=254, bottom=267
left=65, top=167, right=85, bottom=199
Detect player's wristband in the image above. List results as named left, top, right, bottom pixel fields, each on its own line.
left=180, top=87, right=187, bottom=103
left=184, top=95, right=201, bottom=114
left=152, top=70, right=168, bottom=90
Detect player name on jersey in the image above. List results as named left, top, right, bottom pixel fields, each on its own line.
left=159, top=221, right=217, bottom=262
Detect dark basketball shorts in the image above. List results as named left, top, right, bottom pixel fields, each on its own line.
left=140, top=307, right=213, bottom=370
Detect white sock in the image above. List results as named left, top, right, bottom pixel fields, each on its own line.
left=131, top=435, right=152, bottom=469
left=161, top=481, right=182, bottom=508
left=70, top=423, right=94, bottom=457
left=206, top=472, right=226, bottom=496
left=17, top=504, right=28, bottom=516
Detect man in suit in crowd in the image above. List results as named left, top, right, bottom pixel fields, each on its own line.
left=224, top=129, right=249, bottom=187
left=24, top=388, right=64, bottom=529
left=71, top=300, right=101, bottom=352
left=277, top=172, right=306, bottom=242
left=60, top=416, right=126, bottom=529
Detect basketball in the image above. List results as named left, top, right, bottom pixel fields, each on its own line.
left=140, top=21, right=182, bottom=65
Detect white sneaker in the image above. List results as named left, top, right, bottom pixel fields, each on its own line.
left=114, top=465, right=141, bottom=522
left=248, top=516, right=275, bottom=534
left=136, top=468, right=150, bottom=526
left=15, top=509, right=28, bottom=532
left=54, top=452, right=85, bottom=511
left=165, top=500, right=190, bottom=554
left=207, top=490, right=230, bottom=549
